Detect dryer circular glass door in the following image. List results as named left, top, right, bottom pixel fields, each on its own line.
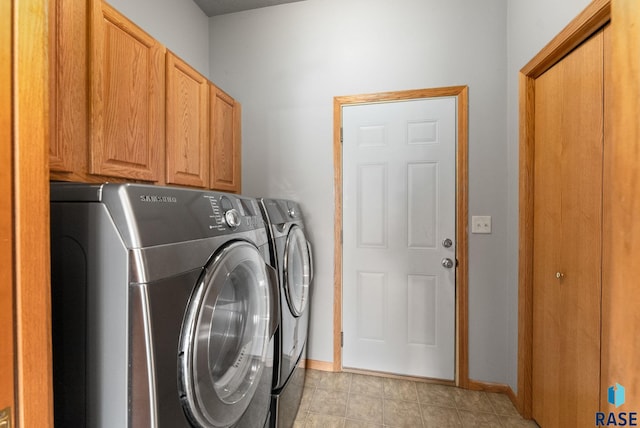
left=284, top=226, right=311, bottom=317
left=178, top=241, right=272, bottom=428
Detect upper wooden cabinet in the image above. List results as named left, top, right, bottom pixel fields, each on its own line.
left=49, top=0, right=241, bottom=191
left=165, top=52, right=209, bottom=188
left=89, top=1, right=165, bottom=182
left=210, top=85, right=242, bottom=193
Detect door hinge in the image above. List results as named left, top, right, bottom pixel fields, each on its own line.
left=340, top=127, right=343, bottom=144
left=341, top=331, right=344, bottom=347
left=340, top=229, right=343, bottom=244
left=0, top=407, right=11, bottom=428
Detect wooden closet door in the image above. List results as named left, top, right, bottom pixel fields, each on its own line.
left=532, top=29, right=604, bottom=427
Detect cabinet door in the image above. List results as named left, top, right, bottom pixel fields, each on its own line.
left=532, top=30, right=604, bottom=428
left=90, top=1, right=165, bottom=181
left=50, top=0, right=87, bottom=173
left=166, top=52, right=209, bottom=187
left=210, top=85, right=241, bottom=192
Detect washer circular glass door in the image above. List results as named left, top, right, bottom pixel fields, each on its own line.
left=284, top=226, right=311, bottom=317
left=178, top=241, right=272, bottom=428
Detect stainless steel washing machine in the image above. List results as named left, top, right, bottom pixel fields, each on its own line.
left=50, top=183, right=279, bottom=428
left=258, top=199, right=313, bottom=428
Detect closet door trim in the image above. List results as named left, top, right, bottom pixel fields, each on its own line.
left=517, top=0, right=610, bottom=418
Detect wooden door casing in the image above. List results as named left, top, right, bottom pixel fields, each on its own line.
left=601, top=0, right=640, bottom=413
left=0, top=0, right=15, bottom=422
left=333, top=86, right=469, bottom=385
left=13, top=0, right=55, bottom=426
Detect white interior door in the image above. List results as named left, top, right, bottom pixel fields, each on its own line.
left=342, top=97, right=456, bottom=380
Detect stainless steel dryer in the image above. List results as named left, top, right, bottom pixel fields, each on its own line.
left=50, top=183, right=279, bottom=428
left=258, top=199, right=313, bottom=428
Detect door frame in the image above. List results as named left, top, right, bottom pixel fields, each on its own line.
left=333, top=86, right=469, bottom=386
left=517, top=0, right=610, bottom=418
left=602, top=0, right=640, bottom=414
left=4, top=3, right=57, bottom=423
left=0, top=0, right=15, bottom=423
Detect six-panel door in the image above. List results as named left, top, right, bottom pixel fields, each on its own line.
left=342, top=97, right=457, bottom=380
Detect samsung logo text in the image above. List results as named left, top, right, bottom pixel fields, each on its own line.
left=139, top=195, right=178, bottom=203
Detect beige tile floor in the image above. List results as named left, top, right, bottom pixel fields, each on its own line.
left=293, top=369, right=539, bottom=428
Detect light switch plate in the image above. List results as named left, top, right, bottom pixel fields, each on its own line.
left=472, top=216, right=492, bottom=234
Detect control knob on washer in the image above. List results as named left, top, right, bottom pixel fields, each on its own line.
left=224, top=209, right=241, bottom=228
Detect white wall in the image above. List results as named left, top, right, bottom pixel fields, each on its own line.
left=504, top=0, right=592, bottom=392
left=107, top=0, right=210, bottom=76
left=210, top=0, right=513, bottom=385
left=101, top=0, right=596, bottom=392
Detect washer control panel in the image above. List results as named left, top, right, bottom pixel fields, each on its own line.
left=203, top=194, right=262, bottom=232
left=224, top=209, right=241, bottom=228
